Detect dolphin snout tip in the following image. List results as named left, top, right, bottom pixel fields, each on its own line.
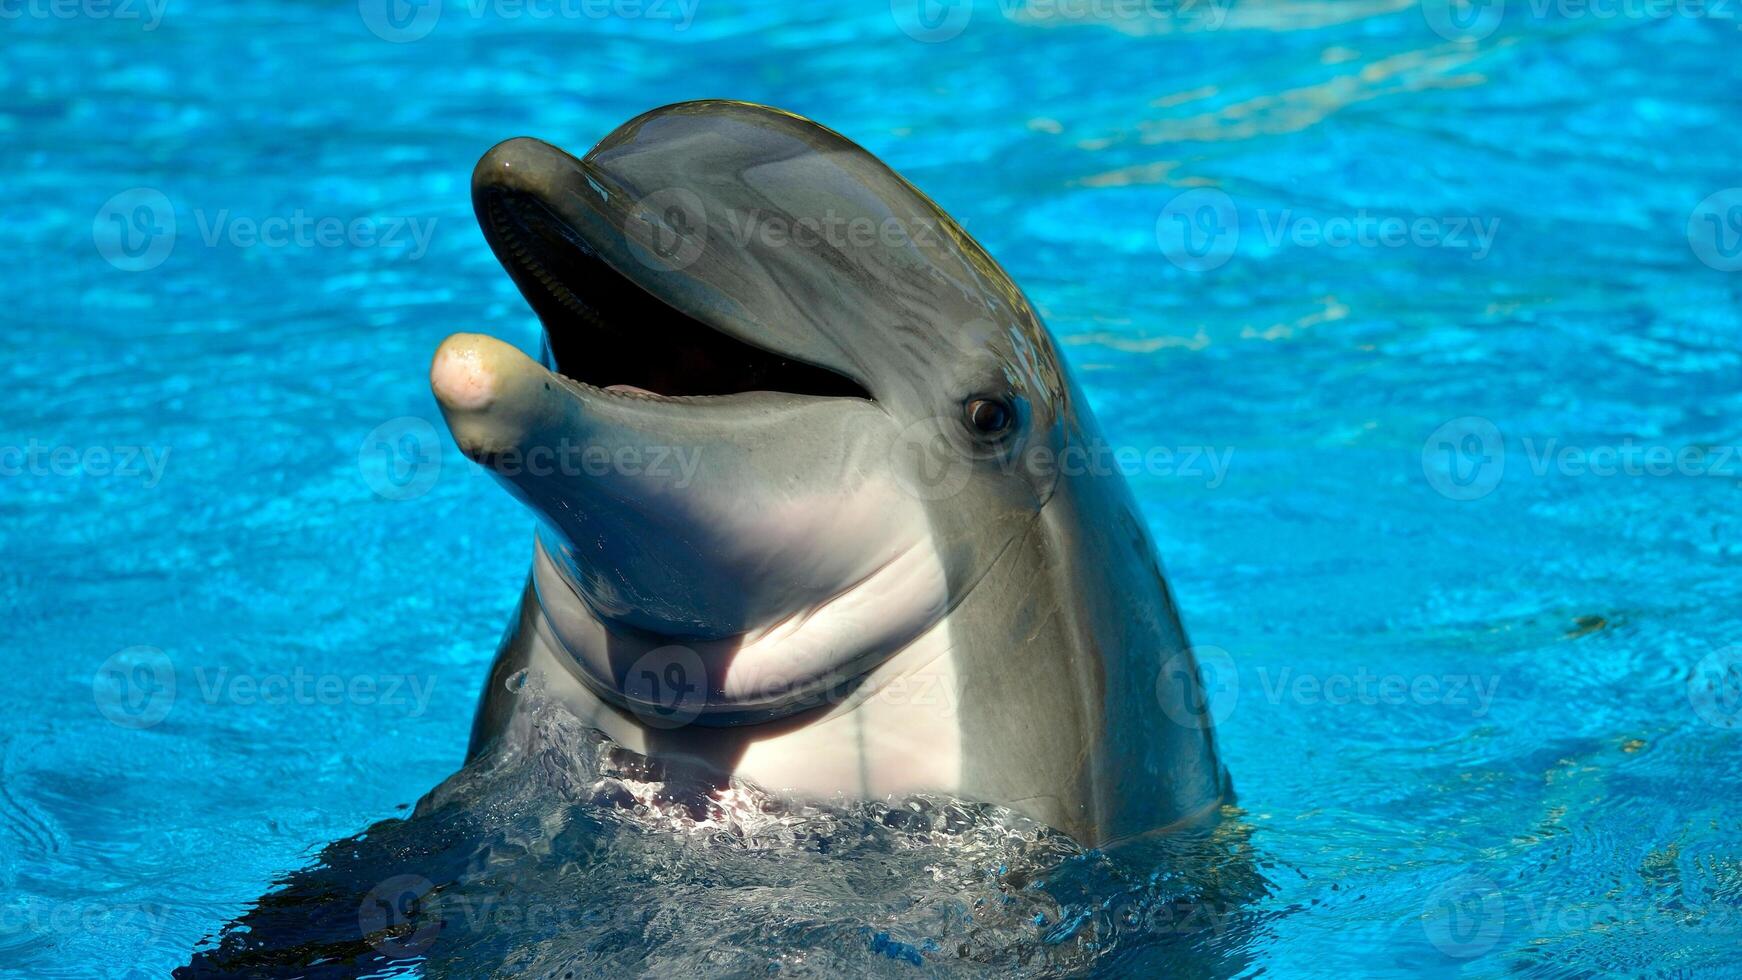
left=471, top=136, right=574, bottom=201
left=431, top=333, right=503, bottom=412
left=429, top=334, right=561, bottom=467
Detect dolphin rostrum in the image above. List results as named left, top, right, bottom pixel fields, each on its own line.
left=431, top=100, right=1228, bottom=845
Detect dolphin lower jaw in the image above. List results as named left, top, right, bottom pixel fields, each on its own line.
left=531, top=522, right=954, bottom=725
left=430, top=324, right=928, bottom=634
left=486, top=581, right=970, bottom=800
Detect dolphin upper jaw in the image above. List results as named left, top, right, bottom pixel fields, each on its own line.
left=470, top=135, right=875, bottom=403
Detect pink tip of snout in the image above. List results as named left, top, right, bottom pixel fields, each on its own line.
left=430, top=339, right=496, bottom=411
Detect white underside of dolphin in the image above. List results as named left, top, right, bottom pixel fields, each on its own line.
left=523, top=538, right=967, bottom=802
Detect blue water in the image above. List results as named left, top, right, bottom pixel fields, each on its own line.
left=4, top=1, right=1742, bottom=976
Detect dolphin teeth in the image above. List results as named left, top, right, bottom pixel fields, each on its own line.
left=550, top=371, right=730, bottom=405
left=492, top=202, right=599, bottom=329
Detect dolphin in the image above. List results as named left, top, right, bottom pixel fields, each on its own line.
left=431, top=100, right=1229, bottom=846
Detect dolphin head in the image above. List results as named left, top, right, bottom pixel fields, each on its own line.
left=435, top=101, right=1078, bottom=725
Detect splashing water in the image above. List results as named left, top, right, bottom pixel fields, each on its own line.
left=180, top=686, right=1270, bottom=977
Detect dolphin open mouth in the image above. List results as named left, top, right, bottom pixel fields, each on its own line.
left=441, top=118, right=989, bottom=699
left=473, top=137, right=872, bottom=401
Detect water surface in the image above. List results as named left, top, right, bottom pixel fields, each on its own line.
left=2, top=1, right=1740, bottom=976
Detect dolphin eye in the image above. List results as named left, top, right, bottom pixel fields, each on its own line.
left=965, top=397, right=1015, bottom=436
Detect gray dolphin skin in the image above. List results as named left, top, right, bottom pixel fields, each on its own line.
left=431, top=100, right=1228, bottom=845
